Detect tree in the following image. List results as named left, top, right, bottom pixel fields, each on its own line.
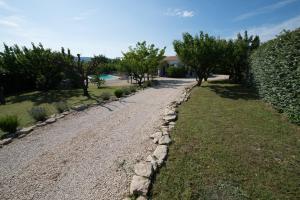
left=121, top=41, right=165, bottom=86
left=77, top=54, right=89, bottom=96
left=173, top=32, right=221, bottom=86
left=229, top=31, right=260, bottom=83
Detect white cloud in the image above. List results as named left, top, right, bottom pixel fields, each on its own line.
left=165, top=8, right=195, bottom=18
left=72, top=9, right=97, bottom=21
left=0, top=0, right=18, bottom=12
left=234, top=0, right=297, bottom=21
left=230, top=15, right=300, bottom=41
left=248, top=15, right=300, bottom=41
left=0, top=15, right=23, bottom=28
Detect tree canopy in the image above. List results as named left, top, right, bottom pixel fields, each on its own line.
left=121, top=41, right=165, bottom=85
left=173, top=31, right=260, bottom=85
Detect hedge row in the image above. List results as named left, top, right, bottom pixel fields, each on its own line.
left=166, top=66, right=186, bottom=78
left=249, top=29, right=300, bottom=124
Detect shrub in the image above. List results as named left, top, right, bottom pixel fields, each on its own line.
left=166, top=66, right=186, bottom=78
left=29, top=106, right=48, bottom=121
left=114, top=89, right=124, bottom=98
left=0, top=115, right=19, bottom=133
left=122, top=87, right=131, bottom=95
left=143, top=81, right=152, bottom=88
left=249, top=29, right=300, bottom=124
left=54, top=101, right=69, bottom=113
left=100, top=92, right=111, bottom=100
left=129, top=86, right=137, bottom=93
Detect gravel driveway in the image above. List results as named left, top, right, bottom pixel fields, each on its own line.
left=0, top=78, right=195, bottom=200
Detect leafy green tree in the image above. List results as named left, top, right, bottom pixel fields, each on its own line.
left=0, top=43, right=81, bottom=93
left=173, top=32, right=221, bottom=86
left=121, top=41, right=165, bottom=86
left=230, top=31, right=260, bottom=83
left=77, top=54, right=89, bottom=96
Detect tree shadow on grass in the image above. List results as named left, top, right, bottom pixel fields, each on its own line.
left=204, top=80, right=259, bottom=100
left=7, top=89, right=84, bottom=105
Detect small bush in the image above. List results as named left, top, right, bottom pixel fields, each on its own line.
left=100, top=92, right=111, bottom=100
left=166, top=66, right=186, bottom=78
left=54, top=101, right=69, bottom=113
left=122, top=87, right=131, bottom=95
left=114, top=89, right=124, bottom=98
left=0, top=115, right=19, bottom=133
left=143, top=81, right=152, bottom=88
left=29, top=106, right=47, bottom=121
left=129, top=86, right=137, bottom=93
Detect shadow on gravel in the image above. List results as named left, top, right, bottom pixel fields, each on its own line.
left=99, top=104, right=113, bottom=111
left=153, top=79, right=195, bottom=89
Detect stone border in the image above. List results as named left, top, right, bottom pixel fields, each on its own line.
left=124, top=82, right=197, bottom=199
left=0, top=91, right=139, bottom=148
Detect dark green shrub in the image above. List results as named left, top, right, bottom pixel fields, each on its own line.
left=0, top=115, right=19, bottom=133
left=122, top=87, right=131, bottom=95
left=114, top=89, right=124, bottom=98
left=54, top=101, right=69, bottom=113
left=29, top=106, right=47, bottom=121
left=166, top=66, right=186, bottom=78
left=129, top=86, right=137, bottom=93
left=100, top=92, right=111, bottom=100
left=143, top=81, right=152, bottom=88
left=249, top=29, right=300, bottom=124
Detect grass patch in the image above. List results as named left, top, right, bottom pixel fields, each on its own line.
left=151, top=81, right=300, bottom=200
left=0, top=85, right=121, bottom=134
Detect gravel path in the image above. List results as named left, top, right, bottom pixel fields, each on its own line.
left=0, top=78, right=195, bottom=200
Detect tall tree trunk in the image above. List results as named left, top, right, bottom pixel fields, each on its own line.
left=197, top=77, right=203, bottom=86
left=77, top=54, right=89, bottom=97
left=0, top=86, right=5, bottom=105
left=83, top=77, right=89, bottom=97
left=196, top=71, right=204, bottom=86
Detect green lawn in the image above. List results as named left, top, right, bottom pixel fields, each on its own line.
left=0, top=84, right=121, bottom=130
left=151, top=80, right=300, bottom=200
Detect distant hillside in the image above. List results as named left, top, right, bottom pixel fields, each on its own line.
left=81, top=57, right=92, bottom=62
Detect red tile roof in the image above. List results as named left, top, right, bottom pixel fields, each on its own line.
left=164, top=56, right=179, bottom=62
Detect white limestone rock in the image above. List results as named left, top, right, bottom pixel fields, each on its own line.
left=137, top=196, right=147, bottom=200
left=146, top=155, right=158, bottom=171
left=134, top=161, right=153, bottom=178
left=150, top=132, right=162, bottom=139
left=153, top=145, right=168, bottom=166
left=18, top=126, right=34, bottom=135
left=129, top=175, right=151, bottom=196
left=158, top=135, right=171, bottom=145
left=45, top=117, right=56, bottom=124
left=163, top=114, right=177, bottom=122
left=0, top=138, right=13, bottom=145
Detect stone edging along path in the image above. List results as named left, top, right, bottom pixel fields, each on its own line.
left=124, top=82, right=197, bottom=200
left=0, top=92, right=137, bottom=148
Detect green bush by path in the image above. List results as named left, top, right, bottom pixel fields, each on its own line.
left=54, top=101, right=69, bottom=113
left=99, top=92, right=111, bottom=101
left=0, top=85, right=120, bottom=131
left=29, top=106, right=48, bottom=121
left=121, top=87, right=131, bottom=95
left=0, top=115, right=19, bottom=134
left=249, top=29, right=300, bottom=124
left=151, top=81, right=300, bottom=200
left=114, top=89, right=124, bottom=98
left=129, top=86, right=137, bottom=93
left=166, top=66, right=186, bottom=78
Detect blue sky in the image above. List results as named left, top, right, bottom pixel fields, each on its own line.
left=0, top=0, right=299, bottom=57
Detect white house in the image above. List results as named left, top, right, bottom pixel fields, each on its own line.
left=159, top=56, right=183, bottom=76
